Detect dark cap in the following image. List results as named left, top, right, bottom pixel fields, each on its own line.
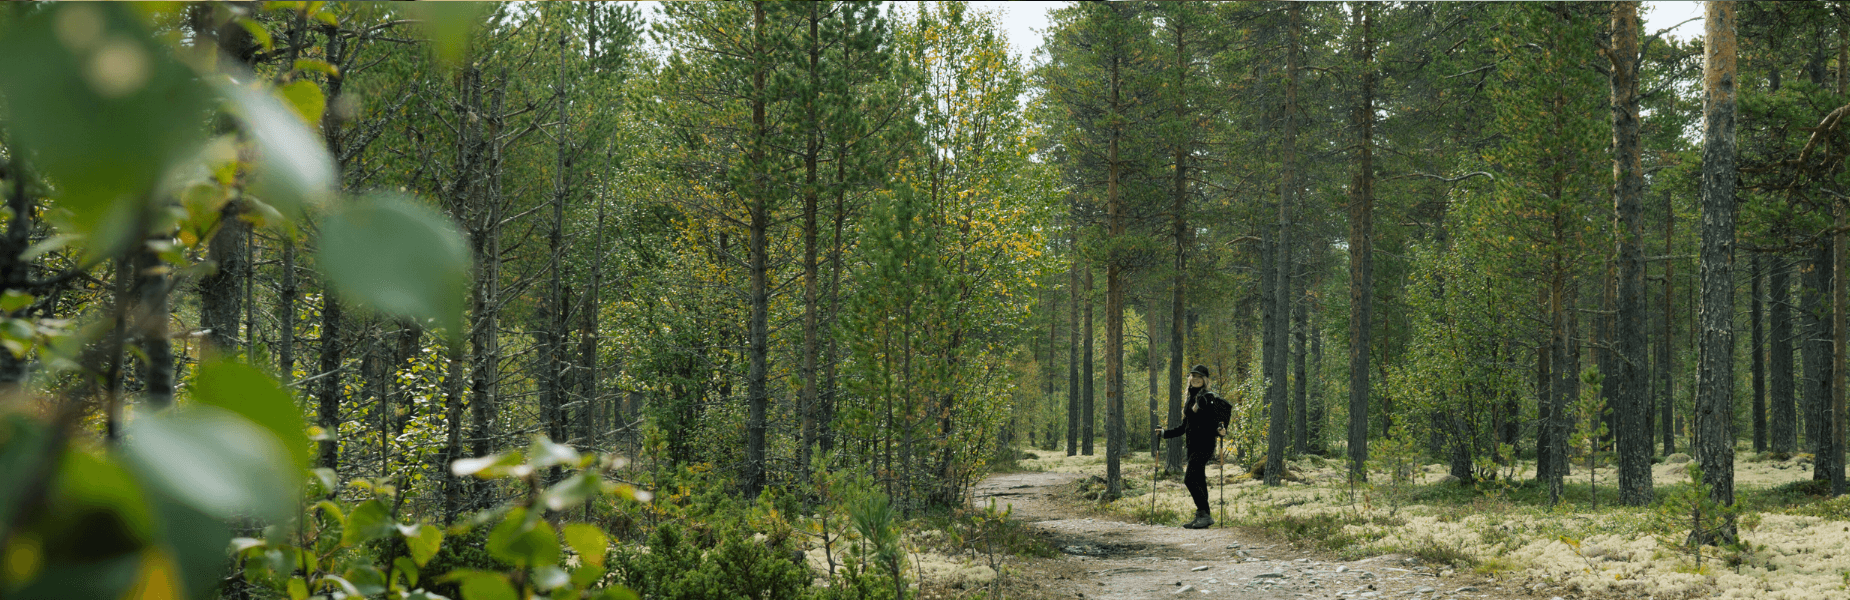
left=1190, top=364, right=1211, bottom=378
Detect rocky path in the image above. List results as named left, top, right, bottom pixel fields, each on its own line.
left=971, top=472, right=1532, bottom=600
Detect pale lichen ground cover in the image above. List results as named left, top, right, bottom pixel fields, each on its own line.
left=1015, top=449, right=1850, bottom=600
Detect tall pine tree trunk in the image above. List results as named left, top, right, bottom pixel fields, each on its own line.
left=543, top=31, right=570, bottom=450
left=1753, top=255, right=1767, bottom=452
left=130, top=238, right=173, bottom=409
left=743, top=0, right=772, bottom=498
left=1083, top=266, right=1095, bottom=456
left=1835, top=202, right=1848, bottom=496
left=200, top=206, right=248, bottom=356
left=799, top=5, right=823, bottom=474
left=1265, top=1, right=1301, bottom=487
left=315, top=291, right=342, bottom=470
left=1105, top=41, right=1126, bottom=497
left=1068, top=228, right=1081, bottom=456
left=1310, top=321, right=1325, bottom=454
left=1166, top=17, right=1192, bottom=475
left=1293, top=289, right=1309, bottom=456
left=1611, top=0, right=1653, bottom=505
left=1148, top=289, right=1164, bottom=460
left=1806, top=246, right=1836, bottom=485
left=1662, top=190, right=1678, bottom=455
left=1772, top=255, right=1797, bottom=452
left=1346, top=1, right=1375, bottom=482
left=1694, top=0, right=1738, bottom=542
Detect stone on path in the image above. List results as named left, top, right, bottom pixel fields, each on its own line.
left=1415, top=586, right=1435, bottom=593
left=1336, top=565, right=1349, bottom=572
left=1454, top=586, right=1480, bottom=592
left=1254, top=571, right=1286, bottom=579
left=1173, top=585, right=1196, bottom=594
left=1191, top=565, right=1210, bottom=571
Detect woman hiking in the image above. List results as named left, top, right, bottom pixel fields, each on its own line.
left=1155, top=364, right=1232, bottom=529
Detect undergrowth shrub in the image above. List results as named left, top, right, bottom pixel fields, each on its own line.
left=612, top=520, right=810, bottom=600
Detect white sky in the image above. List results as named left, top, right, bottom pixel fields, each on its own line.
left=630, top=1, right=1712, bottom=68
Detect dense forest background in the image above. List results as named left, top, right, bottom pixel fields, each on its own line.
left=2, top=2, right=1848, bottom=599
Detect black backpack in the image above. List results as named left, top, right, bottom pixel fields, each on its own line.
left=1201, top=391, right=1233, bottom=432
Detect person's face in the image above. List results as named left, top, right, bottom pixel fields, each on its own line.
left=1188, top=373, right=1205, bottom=389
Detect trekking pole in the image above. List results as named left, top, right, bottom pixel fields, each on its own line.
left=1151, top=453, right=1158, bottom=519
left=1218, top=436, right=1226, bottom=528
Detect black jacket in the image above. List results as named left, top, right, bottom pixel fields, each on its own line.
left=1162, top=386, right=1231, bottom=448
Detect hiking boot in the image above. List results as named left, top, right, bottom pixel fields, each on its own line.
left=1182, top=513, right=1214, bottom=529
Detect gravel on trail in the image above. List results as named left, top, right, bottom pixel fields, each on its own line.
left=970, top=471, right=1551, bottom=600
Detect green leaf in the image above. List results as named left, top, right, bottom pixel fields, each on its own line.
left=345, top=564, right=388, bottom=596
left=310, top=468, right=339, bottom=497
left=529, top=435, right=581, bottom=468
left=0, top=290, right=34, bottom=313
left=219, top=81, right=336, bottom=220
left=321, top=574, right=363, bottom=598
left=276, top=79, right=327, bottom=127
left=562, top=523, right=607, bottom=568
left=447, top=570, right=516, bottom=600
left=0, top=414, right=53, bottom=532
left=317, top=194, right=471, bottom=340
left=0, top=3, right=215, bottom=254
left=191, top=360, right=311, bottom=469
left=400, top=2, right=489, bottom=66
left=287, top=576, right=309, bottom=600
left=121, top=406, right=299, bottom=522
left=19, top=234, right=77, bottom=262
left=394, top=555, right=420, bottom=588
left=292, top=58, right=340, bottom=78
left=399, top=522, right=444, bottom=567
left=236, top=17, right=275, bottom=52
left=147, top=487, right=234, bottom=599
left=570, top=564, right=606, bottom=589
left=342, top=500, right=394, bottom=547
left=595, top=585, right=641, bottom=600
left=484, top=508, right=560, bottom=568
left=541, top=472, right=601, bottom=513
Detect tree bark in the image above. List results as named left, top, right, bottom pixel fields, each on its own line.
left=131, top=239, right=173, bottom=410
left=1266, top=1, right=1301, bottom=487
left=1105, top=33, right=1126, bottom=498
left=744, top=0, right=772, bottom=499
left=1772, top=255, right=1797, bottom=453
left=1694, top=0, right=1738, bottom=541
left=280, top=237, right=296, bottom=380
left=1166, top=13, right=1192, bottom=475
left=1083, top=266, right=1095, bottom=456
left=1753, top=255, right=1767, bottom=453
left=1806, top=246, right=1836, bottom=486
left=1068, top=228, right=1081, bottom=456
left=1293, top=289, right=1308, bottom=456
left=1310, top=320, right=1325, bottom=454
left=199, top=204, right=248, bottom=357
left=799, top=4, right=823, bottom=474
left=0, top=158, right=34, bottom=389
left=1347, top=1, right=1375, bottom=483
left=1611, top=0, right=1653, bottom=506
left=1148, top=287, right=1164, bottom=460
left=1662, top=188, right=1678, bottom=456
left=315, top=291, right=342, bottom=470
left=543, top=31, right=570, bottom=450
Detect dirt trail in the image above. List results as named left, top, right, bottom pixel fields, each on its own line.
left=972, top=472, right=1538, bottom=600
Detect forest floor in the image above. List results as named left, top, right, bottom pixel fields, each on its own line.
left=958, top=449, right=1850, bottom=600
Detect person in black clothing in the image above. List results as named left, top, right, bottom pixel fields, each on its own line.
left=1155, top=364, right=1232, bottom=529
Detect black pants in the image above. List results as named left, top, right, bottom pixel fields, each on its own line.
left=1184, top=445, right=1215, bottom=514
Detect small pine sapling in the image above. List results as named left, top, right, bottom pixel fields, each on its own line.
left=1571, top=368, right=1609, bottom=509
